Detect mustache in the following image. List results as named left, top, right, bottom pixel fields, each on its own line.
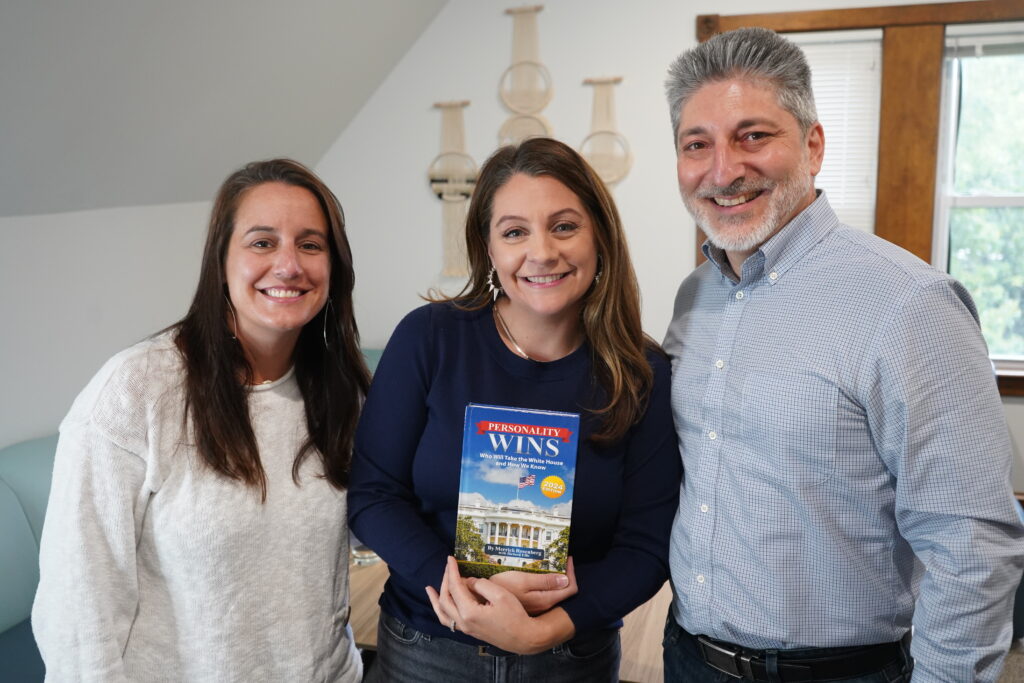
left=694, top=178, right=773, bottom=199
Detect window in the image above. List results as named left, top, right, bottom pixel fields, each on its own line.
left=934, top=23, right=1024, bottom=372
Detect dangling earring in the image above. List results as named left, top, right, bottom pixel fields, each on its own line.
left=594, top=255, right=603, bottom=285
left=322, top=297, right=334, bottom=349
left=224, top=294, right=239, bottom=340
left=488, top=267, right=503, bottom=301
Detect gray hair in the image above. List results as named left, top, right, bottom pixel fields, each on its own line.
left=665, top=27, right=818, bottom=144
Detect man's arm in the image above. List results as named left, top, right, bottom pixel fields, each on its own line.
left=865, top=278, right=1024, bottom=682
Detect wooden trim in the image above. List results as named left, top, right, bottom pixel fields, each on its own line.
left=698, top=0, right=1024, bottom=40
left=873, top=24, right=944, bottom=263
left=998, top=375, right=1024, bottom=396
left=697, top=15, right=722, bottom=42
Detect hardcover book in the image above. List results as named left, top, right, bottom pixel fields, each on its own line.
left=454, top=403, right=579, bottom=578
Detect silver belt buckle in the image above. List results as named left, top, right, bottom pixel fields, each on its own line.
left=697, top=635, right=753, bottom=679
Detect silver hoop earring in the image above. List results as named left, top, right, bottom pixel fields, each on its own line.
left=322, top=297, right=334, bottom=349
left=488, top=267, right=503, bottom=301
left=224, top=294, right=239, bottom=340
left=594, top=256, right=603, bottom=285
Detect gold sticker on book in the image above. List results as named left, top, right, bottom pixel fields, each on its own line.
left=540, top=475, right=566, bottom=499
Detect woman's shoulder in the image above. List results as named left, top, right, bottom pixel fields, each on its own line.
left=393, top=300, right=487, bottom=336
left=100, top=332, right=184, bottom=389
left=61, top=332, right=185, bottom=450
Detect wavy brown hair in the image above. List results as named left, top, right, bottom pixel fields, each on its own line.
left=442, top=137, right=656, bottom=443
left=173, top=159, right=370, bottom=499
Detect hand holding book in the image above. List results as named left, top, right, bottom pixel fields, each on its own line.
left=426, top=556, right=578, bottom=654
left=488, top=557, right=577, bottom=615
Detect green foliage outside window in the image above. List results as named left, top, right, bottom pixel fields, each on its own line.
left=949, top=208, right=1024, bottom=357
left=954, top=55, right=1024, bottom=195
left=946, top=53, right=1024, bottom=359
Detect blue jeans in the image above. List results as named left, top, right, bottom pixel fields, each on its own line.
left=366, top=611, right=621, bottom=683
left=663, top=615, right=912, bottom=683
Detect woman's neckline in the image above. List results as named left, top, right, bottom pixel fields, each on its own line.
left=490, top=299, right=584, bottom=363
left=248, top=365, right=295, bottom=390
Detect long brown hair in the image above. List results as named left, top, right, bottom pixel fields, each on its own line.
left=444, top=137, right=656, bottom=443
left=174, top=158, right=370, bottom=498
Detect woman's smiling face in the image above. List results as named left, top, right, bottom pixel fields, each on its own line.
left=224, top=181, right=331, bottom=351
left=487, top=173, right=598, bottom=324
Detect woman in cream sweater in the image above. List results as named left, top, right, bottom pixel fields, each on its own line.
left=32, top=159, right=369, bottom=682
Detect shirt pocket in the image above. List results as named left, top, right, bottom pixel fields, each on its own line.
left=738, top=371, right=838, bottom=488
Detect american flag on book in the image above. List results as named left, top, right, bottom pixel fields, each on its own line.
left=518, top=474, right=536, bottom=488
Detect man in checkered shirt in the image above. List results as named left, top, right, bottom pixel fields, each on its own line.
left=661, top=27, right=1023, bottom=683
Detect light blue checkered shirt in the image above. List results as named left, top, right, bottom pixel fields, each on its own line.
left=664, top=192, right=1024, bottom=682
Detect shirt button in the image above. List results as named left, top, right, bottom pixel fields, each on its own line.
left=735, top=291, right=745, bottom=300
left=696, top=574, right=706, bottom=584
left=769, top=271, right=778, bottom=281
left=715, top=359, right=724, bottom=369
left=708, top=431, right=717, bottom=440
left=700, top=504, right=709, bottom=513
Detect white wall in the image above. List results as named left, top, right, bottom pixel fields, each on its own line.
left=1, top=0, right=1021, bottom=493
left=0, top=202, right=209, bottom=445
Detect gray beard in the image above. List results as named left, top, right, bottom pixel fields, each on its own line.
left=683, top=160, right=813, bottom=253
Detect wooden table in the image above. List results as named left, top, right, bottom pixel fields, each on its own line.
left=349, top=561, right=671, bottom=683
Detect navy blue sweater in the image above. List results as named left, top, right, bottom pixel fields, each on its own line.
left=348, top=302, right=681, bottom=645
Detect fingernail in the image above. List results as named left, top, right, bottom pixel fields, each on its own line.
left=555, top=575, right=569, bottom=587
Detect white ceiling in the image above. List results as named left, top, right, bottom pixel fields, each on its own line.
left=0, top=0, right=448, bottom=217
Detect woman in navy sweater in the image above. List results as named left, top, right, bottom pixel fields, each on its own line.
left=348, top=138, right=681, bottom=682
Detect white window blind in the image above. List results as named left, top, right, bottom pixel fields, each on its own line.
left=785, top=30, right=882, bottom=234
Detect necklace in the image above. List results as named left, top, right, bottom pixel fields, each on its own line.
left=493, top=304, right=534, bottom=361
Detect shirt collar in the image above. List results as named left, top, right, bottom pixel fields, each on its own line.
left=700, top=190, right=838, bottom=284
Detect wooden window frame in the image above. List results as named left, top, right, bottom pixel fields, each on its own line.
left=695, top=0, right=1024, bottom=395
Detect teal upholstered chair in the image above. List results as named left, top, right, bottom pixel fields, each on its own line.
left=0, top=434, right=57, bottom=681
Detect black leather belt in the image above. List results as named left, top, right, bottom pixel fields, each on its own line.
left=687, top=630, right=906, bottom=682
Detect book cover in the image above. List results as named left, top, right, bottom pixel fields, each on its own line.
left=454, top=403, right=579, bottom=578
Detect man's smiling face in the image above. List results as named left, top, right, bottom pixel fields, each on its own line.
left=675, top=77, right=824, bottom=254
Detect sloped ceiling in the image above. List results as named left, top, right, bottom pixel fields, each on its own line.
left=0, top=0, right=448, bottom=217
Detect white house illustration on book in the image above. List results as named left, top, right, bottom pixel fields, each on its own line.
left=457, top=492, right=571, bottom=569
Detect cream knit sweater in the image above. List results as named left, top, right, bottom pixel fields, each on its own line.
left=32, top=335, right=361, bottom=682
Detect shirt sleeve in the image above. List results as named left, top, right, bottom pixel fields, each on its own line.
left=558, top=352, right=683, bottom=630
left=864, top=279, right=1024, bottom=683
left=31, top=419, right=149, bottom=683
left=348, top=306, right=451, bottom=593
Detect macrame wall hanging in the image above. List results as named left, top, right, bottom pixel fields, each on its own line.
left=428, top=4, right=632, bottom=278
left=581, top=77, right=632, bottom=186
left=498, top=5, right=553, bottom=145
left=427, top=100, right=476, bottom=277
